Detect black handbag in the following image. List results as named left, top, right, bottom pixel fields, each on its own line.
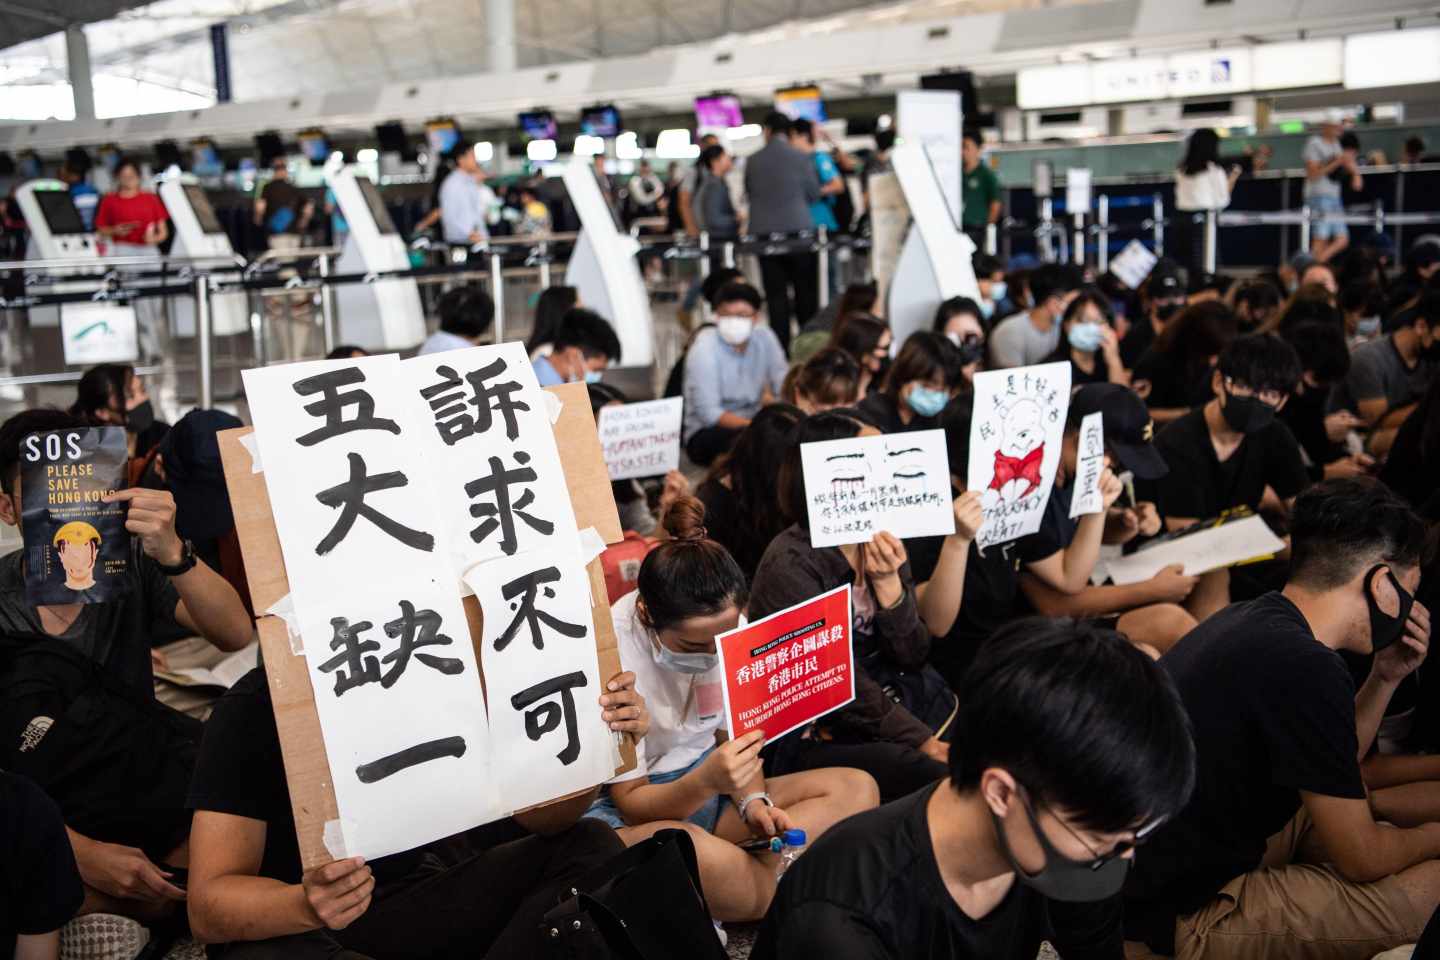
left=540, top=828, right=728, bottom=960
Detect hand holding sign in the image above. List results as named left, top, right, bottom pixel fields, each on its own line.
left=700, top=730, right=766, bottom=794
left=800, top=430, right=954, bottom=548
left=105, top=488, right=184, bottom=567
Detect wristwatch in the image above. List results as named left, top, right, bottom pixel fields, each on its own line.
left=157, top=538, right=198, bottom=577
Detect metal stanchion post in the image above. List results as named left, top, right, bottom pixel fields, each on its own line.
left=817, top=226, right=830, bottom=309
left=1096, top=195, right=1110, bottom=273
left=1152, top=194, right=1165, bottom=256
left=490, top=251, right=506, bottom=345
left=1072, top=212, right=1085, bottom=268
left=698, top=231, right=711, bottom=281
left=985, top=222, right=998, bottom=256
left=1203, top=209, right=1218, bottom=275
left=1299, top=204, right=1312, bottom=256
left=195, top=274, right=213, bottom=409
left=317, top=253, right=337, bottom=355
left=1040, top=198, right=1055, bottom=263
left=723, top=241, right=735, bottom=269
left=1373, top=199, right=1386, bottom=239
left=537, top=240, right=551, bottom=289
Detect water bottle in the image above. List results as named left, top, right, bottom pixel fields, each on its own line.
left=776, top=828, right=807, bottom=880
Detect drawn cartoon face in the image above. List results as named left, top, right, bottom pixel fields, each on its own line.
left=885, top=442, right=928, bottom=490
left=53, top=521, right=101, bottom=591
left=1000, top=399, right=1044, bottom=457
left=826, top=452, right=870, bottom=496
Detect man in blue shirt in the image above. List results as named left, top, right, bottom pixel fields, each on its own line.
left=531, top=308, right=622, bottom=387
left=61, top=161, right=99, bottom=233
left=682, top=282, right=789, bottom=465
left=789, top=119, right=843, bottom=232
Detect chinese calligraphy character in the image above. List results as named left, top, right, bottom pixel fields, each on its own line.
left=294, top=367, right=401, bottom=446
left=315, top=453, right=436, bottom=555
left=511, top=671, right=588, bottom=765
left=419, top=358, right=530, bottom=444
left=495, top=566, right=588, bottom=652
left=736, top=665, right=752, bottom=685
left=356, top=736, right=467, bottom=783
left=317, top=616, right=379, bottom=696
left=380, top=600, right=464, bottom=687
left=465, top=453, right=554, bottom=555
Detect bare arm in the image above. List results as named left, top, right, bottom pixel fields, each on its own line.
left=915, top=493, right=982, bottom=637
left=610, top=732, right=765, bottom=825
left=987, top=200, right=1002, bottom=225
left=1023, top=509, right=1109, bottom=595
left=1302, top=791, right=1440, bottom=882
left=1356, top=396, right=1391, bottom=428
left=14, top=932, right=60, bottom=960
left=1021, top=574, right=1168, bottom=618
left=188, top=812, right=319, bottom=943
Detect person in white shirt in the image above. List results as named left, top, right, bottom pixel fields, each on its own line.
left=583, top=496, right=879, bottom=923
left=439, top=140, right=494, bottom=247
left=1174, top=128, right=1242, bottom=279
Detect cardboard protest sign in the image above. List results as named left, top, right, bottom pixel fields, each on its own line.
left=967, top=362, right=1072, bottom=549
left=596, top=397, right=683, bottom=481
left=1069, top=412, right=1106, bottom=519
left=1103, top=513, right=1284, bottom=586
left=1109, top=239, right=1159, bottom=290
left=20, top=426, right=130, bottom=605
left=800, top=429, right=955, bottom=548
left=716, top=585, right=854, bottom=743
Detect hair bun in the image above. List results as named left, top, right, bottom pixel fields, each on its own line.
left=661, top=495, right=708, bottom=543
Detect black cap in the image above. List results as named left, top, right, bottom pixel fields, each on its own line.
left=1070, top=384, right=1168, bottom=480
left=158, top=409, right=244, bottom=542
left=1148, top=258, right=1186, bottom=300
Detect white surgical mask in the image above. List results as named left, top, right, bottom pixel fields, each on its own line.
left=716, top=315, right=753, bottom=347
left=990, top=281, right=1008, bottom=303
left=655, top=643, right=718, bottom=675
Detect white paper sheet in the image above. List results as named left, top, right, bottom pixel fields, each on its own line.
left=800, top=429, right=955, bottom=548
left=1109, top=239, right=1159, bottom=290
left=596, top=397, right=683, bottom=481
left=967, top=362, right=1072, bottom=549
left=1069, top=412, right=1106, bottom=519
left=1104, top=515, right=1285, bottom=585
left=155, top=643, right=260, bottom=689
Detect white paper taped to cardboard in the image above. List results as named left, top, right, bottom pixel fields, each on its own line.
left=322, top=818, right=357, bottom=860
left=265, top=593, right=303, bottom=655
left=544, top=391, right=564, bottom=424
left=237, top=432, right=264, bottom=473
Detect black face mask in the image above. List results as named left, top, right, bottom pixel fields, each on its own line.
left=126, top=400, right=155, bottom=434
left=958, top=335, right=986, bottom=367
left=1365, top=565, right=1415, bottom=654
left=990, top=792, right=1133, bottom=903
left=1155, top=301, right=1183, bottom=322
left=1220, top=391, right=1276, bottom=434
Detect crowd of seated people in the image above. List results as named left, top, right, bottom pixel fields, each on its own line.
left=5, top=229, right=1440, bottom=960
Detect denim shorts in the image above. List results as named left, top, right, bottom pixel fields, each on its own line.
left=1309, top=194, right=1348, bottom=240
left=582, top=747, right=727, bottom=832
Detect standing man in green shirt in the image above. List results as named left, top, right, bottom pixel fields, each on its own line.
left=961, top=130, right=1002, bottom=250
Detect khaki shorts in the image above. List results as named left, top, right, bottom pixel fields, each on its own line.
left=1175, top=809, right=1429, bottom=960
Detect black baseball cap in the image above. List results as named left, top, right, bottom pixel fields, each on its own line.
left=1070, top=384, right=1168, bottom=480
left=1148, top=258, right=1186, bottom=300
left=158, top=408, right=245, bottom=542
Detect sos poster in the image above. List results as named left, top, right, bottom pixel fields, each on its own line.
left=20, top=427, right=131, bottom=605
left=715, top=584, right=854, bottom=743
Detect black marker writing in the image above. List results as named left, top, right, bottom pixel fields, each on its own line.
left=356, top=736, right=468, bottom=783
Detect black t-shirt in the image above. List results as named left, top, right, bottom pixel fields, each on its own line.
left=1045, top=347, right=1111, bottom=387
left=1149, top=408, right=1308, bottom=522
left=0, top=542, right=183, bottom=699
left=1119, top=318, right=1158, bottom=370
left=906, top=526, right=1022, bottom=690
left=187, top=668, right=422, bottom=885
left=1016, top=483, right=1076, bottom=565
left=1, top=770, right=83, bottom=954
left=1124, top=593, right=1366, bottom=950
left=1279, top=384, right=1343, bottom=481
left=695, top=476, right=769, bottom=584
left=754, top=783, right=1122, bottom=960
left=855, top=392, right=939, bottom=435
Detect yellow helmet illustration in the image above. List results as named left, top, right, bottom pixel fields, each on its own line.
left=53, top=521, right=101, bottom=549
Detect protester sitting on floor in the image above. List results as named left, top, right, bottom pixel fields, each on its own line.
left=973, top=251, right=1011, bottom=324
left=988, top=263, right=1083, bottom=369
left=417, top=283, right=494, bottom=356
left=750, top=412, right=952, bottom=801
left=72, top=363, right=168, bottom=462
left=682, top=282, right=789, bottom=467
left=1125, top=477, right=1440, bottom=960
left=1277, top=321, right=1370, bottom=482
left=694, top=403, right=803, bottom=584
left=0, top=409, right=254, bottom=925
left=3, top=769, right=84, bottom=960
left=828, top=313, right=892, bottom=397
left=1132, top=301, right=1239, bottom=424
left=754, top=616, right=1197, bottom=960
left=932, top=297, right=987, bottom=386
left=531, top=307, right=622, bottom=387
left=584, top=496, right=880, bottom=923
left=1330, top=289, right=1438, bottom=458
left=1230, top=277, right=1283, bottom=333
left=781, top=346, right=862, bottom=414
left=186, top=662, right=645, bottom=958
left=854, top=332, right=965, bottom=434
left=525, top=284, right=579, bottom=360
left=1046, top=287, right=1130, bottom=388
left=1010, top=384, right=1198, bottom=651
left=1120, top=258, right=1188, bottom=369
left=791, top=283, right=879, bottom=363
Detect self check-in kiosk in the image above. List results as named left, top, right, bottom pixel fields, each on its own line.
left=160, top=179, right=249, bottom=338
left=563, top=160, right=654, bottom=368
left=326, top=167, right=425, bottom=349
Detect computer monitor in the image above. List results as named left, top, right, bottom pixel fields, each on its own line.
left=519, top=111, right=558, bottom=142
left=183, top=183, right=225, bottom=235
left=774, top=85, right=826, bottom=123
left=355, top=176, right=398, bottom=235
left=35, top=190, right=87, bottom=236
left=695, top=94, right=743, bottom=131
left=580, top=105, right=623, bottom=138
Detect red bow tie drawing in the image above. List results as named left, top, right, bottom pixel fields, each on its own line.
left=989, top=445, right=1045, bottom=499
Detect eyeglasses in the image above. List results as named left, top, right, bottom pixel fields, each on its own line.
left=1039, top=797, right=1164, bottom=870
left=1223, top=377, right=1285, bottom=408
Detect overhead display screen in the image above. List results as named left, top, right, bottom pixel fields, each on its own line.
left=580, top=105, right=622, bottom=138
left=774, top=85, right=827, bottom=123
left=695, top=94, right=743, bottom=131
left=519, top=111, right=559, bottom=142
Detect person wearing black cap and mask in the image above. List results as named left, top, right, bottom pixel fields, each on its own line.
left=1125, top=478, right=1439, bottom=960
left=753, top=616, right=1197, bottom=960
left=72, top=363, right=169, bottom=462
left=1119, top=259, right=1188, bottom=370
left=1016, top=384, right=1199, bottom=654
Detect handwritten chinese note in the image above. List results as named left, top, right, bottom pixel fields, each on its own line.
left=596, top=397, right=683, bottom=481
left=800, top=429, right=955, bottom=548
left=967, top=362, right=1072, bottom=549
left=244, top=355, right=500, bottom=861
left=1069, top=412, right=1106, bottom=519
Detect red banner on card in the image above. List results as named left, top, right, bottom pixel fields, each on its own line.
left=716, top=585, right=855, bottom=743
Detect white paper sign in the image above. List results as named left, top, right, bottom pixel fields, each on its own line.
left=1109, top=239, right=1160, bottom=290
left=596, top=397, right=683, bottom=481
left=1069, top=413, right=1106, bottom=519
left=1065, top=168, right=1092, bottom=216
left=967, top=362, right=1072, bottom=549
left=800, top=429, right=955, bottom=548
left=60, top=303, right=139, bottom=365
left=1102, top=515, right=1285, bottom=586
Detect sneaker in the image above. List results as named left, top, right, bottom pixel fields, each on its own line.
left=61, top=914, right=150, bottom=960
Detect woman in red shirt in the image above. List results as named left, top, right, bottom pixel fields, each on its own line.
left=95, top=158, right=169, bottom=255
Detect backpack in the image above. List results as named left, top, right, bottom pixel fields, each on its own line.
left=662, top=323, right=714, bottom=399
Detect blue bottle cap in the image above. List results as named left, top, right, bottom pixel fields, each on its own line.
left=783, top=828, right=807, bottom=846
left=769, top=837, right=784, bottom=854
